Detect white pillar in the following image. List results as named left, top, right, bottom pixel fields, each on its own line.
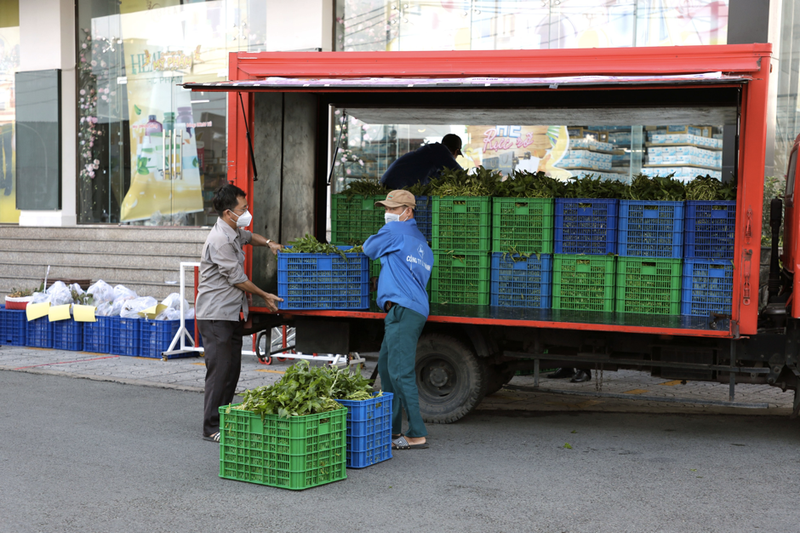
left=266, top=0, right=334, bottom=52
left=18, top=0, right=76, bottom=227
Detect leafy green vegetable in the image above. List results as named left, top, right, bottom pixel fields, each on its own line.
left=235, top=360, right=379, bottom=418
left=562, top=174, right=626, bottom=199
left=340, top=178, right=388, bottom=200
left=428, top=167, right=502, bottom=197
left=623, top=173, right=686, bottom=201
left=281, top=234, right=363, bottom=260
left=685, top=174, right=736, bottom=201
left=404, top=181, right=432, bottom=196
left=494, top=170, right=566, bottom=198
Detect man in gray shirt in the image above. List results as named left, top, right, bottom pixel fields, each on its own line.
left=196, top=184, right=283, bottom=442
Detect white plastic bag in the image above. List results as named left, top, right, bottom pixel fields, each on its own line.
left=87, top=280, right=115, bottom=304
left=113, top=285, right=138, bottom=301
left=155, top=308, right=181, bottom=321
left=120, top=296, right=158, bottom=318
left=31, top=291, right=50, bottom=304
left=47, top=281, right=73, bottom=306
left=161, top=292, right=189, bottom=311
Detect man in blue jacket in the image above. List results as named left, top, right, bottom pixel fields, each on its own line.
left=363, top=190, right=434, bottom=449
left=380, top=134, right=463, bottom=189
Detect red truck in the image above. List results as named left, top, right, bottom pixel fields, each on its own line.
left=184, top=43, right=800, bottom=423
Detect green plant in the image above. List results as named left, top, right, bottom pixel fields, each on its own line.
left=562, top=174, right=626, bottom=199
left=428, top=167, right=502, bottom=197
left=235, top=360, right=378, bottom=418
left=338, top=178, right=387, bottom=199
left=623, top=173, right=686, bottom=201
left=762, top=175, right=786, bottom=246
left=282, top=234, right=362, bottom=259
left=494, top=170, right=565, bottom=198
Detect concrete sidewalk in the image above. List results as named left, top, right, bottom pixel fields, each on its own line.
left=0, top=343, right=795, bottom=417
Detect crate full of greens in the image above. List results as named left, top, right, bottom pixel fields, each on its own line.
left=429, top=168, right=498, bottom=253
left=683, top=176, right=737, bottom=260
left=277, top=235, right=369, bottom=310
left=555, top=175, right=625, bottom=255
left=618, top=174, right=686, bottom=259
left=330, top=179, right=388, bottom=246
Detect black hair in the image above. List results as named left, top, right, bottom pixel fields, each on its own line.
left=213, top=183, right=247, bottom=216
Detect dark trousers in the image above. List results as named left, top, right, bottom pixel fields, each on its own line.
left=197, top=319, right=243, bottom=436
left=378, top=305, right=428, bottom=438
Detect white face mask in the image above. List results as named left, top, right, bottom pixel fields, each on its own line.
left=385, top=208, right=407, bottom=225
left=231, top=209, right=252, bottom=228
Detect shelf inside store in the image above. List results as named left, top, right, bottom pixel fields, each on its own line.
left=645, top=142, right=723, bottom=151
left=642, top=164, right=721, bottom=171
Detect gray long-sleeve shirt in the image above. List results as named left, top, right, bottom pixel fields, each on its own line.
left=195, top=218, right=252, bottom=321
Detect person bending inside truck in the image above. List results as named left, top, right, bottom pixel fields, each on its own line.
left=196, top=184, right=283, bottom=443
left=379, top=133, right=464, bottom=189
left=364, top=190, right=434, bottom=450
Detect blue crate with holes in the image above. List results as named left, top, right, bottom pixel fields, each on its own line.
left=0, top=307, right=26, bottom=346
left=26, top=317, right=54, bottom=348
left=618, top=200, right=684, bottom=258
left=277, top=246, right=370, bottom=310
left=336, top=392, right=393, bottom=469
left=140, top=318, right=198, bottom=359
left=83, top=316, right=113, bottom=353
left=414, top=195, right=432, bottom=243
left=684, top=201, right=736, bottom=260
left=681, top=259, right=734, bottom=316
left=555, top=198, right=618, bottom=255
left=110, top=317, right=143, bottom=356
left=52, top=319, right=83, bottom=351
left=490, top=253, right=552, bottom=309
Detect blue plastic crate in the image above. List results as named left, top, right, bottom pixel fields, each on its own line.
left=110, top=317, right=143, bottom=356
left=277, top=246, right=370, bottom=310
left=490, top=253, right=552, bottom=309
left=681, top=259, right=734, bottom=317
left=415, top=195, right=432, bottom=243
left=52, top=319, right=83, bottom=351
left=83, top=316, right=113, bottom=353
left=555, top=198, right=618, bottom=255
left=0, top=308, right=27, bottom=346
left=26, top=317, right=54, bottom=348
left=684, top=201, right=736, bottom=260
left=336, top=392, right=393, bottom=469
left=140, top=318, right=197, bottom=359
left=618, top=200, right=684, bottom=258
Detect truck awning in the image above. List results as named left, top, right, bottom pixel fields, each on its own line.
left=182, top=72, right=749, bottom=92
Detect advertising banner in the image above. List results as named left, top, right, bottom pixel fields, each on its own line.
left=464, top=125, right=571, bottom=179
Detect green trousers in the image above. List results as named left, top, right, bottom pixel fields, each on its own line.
left=378, top=305, right=428, bottom=438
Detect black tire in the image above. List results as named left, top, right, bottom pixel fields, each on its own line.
left=416, top=333, right=485, bottom=424
left=255, top=331, right=272, bottom=365
left=483, top=364, right=515, bottom=396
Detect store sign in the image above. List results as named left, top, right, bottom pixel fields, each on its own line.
left=465, top=124, right=571, bottom=179
left=128, top=47, right=200, bottom=75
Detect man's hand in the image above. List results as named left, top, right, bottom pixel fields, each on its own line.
left=262, top=292, right=283, bottom=312
left=267, top=241, right=283, bottom=256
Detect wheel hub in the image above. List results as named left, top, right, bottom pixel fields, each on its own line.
left=429, top=366, right=449, bottom=387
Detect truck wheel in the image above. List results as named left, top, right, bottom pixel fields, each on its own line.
left=416, top=333, right=485, bottom=424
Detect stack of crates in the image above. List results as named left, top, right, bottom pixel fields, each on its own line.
left=489, top=197, right=553, bottom=308
left=432, top=196, right=491, bottom=305
left=552, top=198, right=617, bottom=312
left=681, top=200, right=736, bottom=316
left=219, top=404, right=347, bottom=490
left=336, top=392, right=393, bottom=468
left=616, top=200, right=684, bottom=315
left=0, top=305, right=27, bottom=346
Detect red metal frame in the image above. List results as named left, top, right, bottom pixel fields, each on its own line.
left=220, top=44, right=772, bottom=338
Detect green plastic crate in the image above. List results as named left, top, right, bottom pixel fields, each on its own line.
left=219, top=404, right=347, bottom=490
left=492, top=197, right=554, bottom=254
left=331, top=194, right=385, bottom=245
left=616, top=257, right=682, bottom=315
left=432, top=196, right=491, bottom=252
left=552, top=254, right=616, bottom=312
left=431, top=251, right=490, bottom=305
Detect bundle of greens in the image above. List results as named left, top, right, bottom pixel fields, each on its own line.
left=404, top=181, right=432, bottom=196
left=685, top=174, right=736, bottom=201
left=281, top=234, right=362, bottom=259
left=562, top=174, right=627, bottom=199
left=338, top=178, right=388, bottom=200
left=494, top=170, right=566, bottom=198
left=623, top=173, right=686, bottom=201
left=428, top=167, right=502, bottom=197
left=234, top=360, right=378, bottom=418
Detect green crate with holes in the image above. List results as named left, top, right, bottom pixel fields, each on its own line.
left=616, top=257, right=682, bottom=315
left=492, top=197, right=554, bottom=254
left=552, top=254, right=616, bottom=312
left=431, top=251, right=490, bottom=306
left=331, top=194, right=385, bottom=246
left=432, top=196, right=492, bottom=252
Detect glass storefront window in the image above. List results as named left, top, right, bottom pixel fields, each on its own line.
left=332, top=111, right=726, bottom=194
left=335, top=1, right=728, bottom=52
left=77, top=0, right=265, bottom=226
left=775, top=0, right=800, bottom=179
left=0, top=0, right=18, bottom=224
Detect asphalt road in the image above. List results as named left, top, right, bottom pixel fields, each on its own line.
left=3, top=371, right=800, bottom=533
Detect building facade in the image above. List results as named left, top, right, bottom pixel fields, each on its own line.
left=0, top=0, right=798, bottom=297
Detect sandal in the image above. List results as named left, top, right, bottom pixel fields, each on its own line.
left=203, top=432, right=220, bottom=443
left=392, top=435, right=429, bottom=450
